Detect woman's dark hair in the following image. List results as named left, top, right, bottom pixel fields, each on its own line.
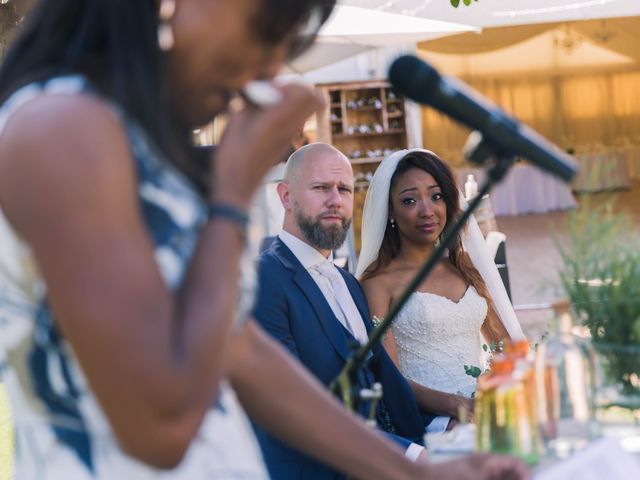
left=0, top=0, right=335, bottom=189
left=0, top=1, right=166, bottom=142
left=255, top=0, right=336, bottom=60
left=362, top=150, right=505, bottom=340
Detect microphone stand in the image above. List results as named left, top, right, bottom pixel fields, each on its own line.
left=329, top=135, right=516, bottom=416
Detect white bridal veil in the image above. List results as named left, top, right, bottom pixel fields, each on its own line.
left=355, top=149, right=525, bottom=341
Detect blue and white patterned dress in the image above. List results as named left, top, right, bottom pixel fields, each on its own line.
left=0, top=76, right=268, bottom=479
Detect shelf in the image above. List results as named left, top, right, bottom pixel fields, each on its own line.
left=333, top=129, right=405, bottom=139
left=349, top=157, right=384, bottom=165
left=316, top=81, right=411, bottom=254
left=346, top=106, right=382, bottom=112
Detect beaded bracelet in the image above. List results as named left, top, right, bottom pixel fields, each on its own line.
left=207, top=203, right=249, bottom=242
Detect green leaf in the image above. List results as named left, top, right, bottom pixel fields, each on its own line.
left=464, top=365, right=482, bottom=378
left=554, top=194, right=640, bottom=396
left=451, top=0, right=479, bottom=7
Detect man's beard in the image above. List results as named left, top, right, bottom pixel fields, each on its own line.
left=294, top=206, right=351, bottom=251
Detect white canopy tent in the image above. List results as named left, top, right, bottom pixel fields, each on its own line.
left=412, top=16, right=640, bottom=153
left=287, top=5, right=477, bottom=73
left=421, top=22, right=636, bottom=76
left=287, top=2, right=640, bottom=85
left=317, top=5, right=479, bottom=43
left=341, top=0, right=640, bottom=29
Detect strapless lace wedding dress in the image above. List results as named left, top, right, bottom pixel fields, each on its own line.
left=393, top=286, right=488, bottom=398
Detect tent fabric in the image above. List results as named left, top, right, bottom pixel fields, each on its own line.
left=418, top=24, right=555, bottom=55
left=287, top=5, right=476, bottom=73
left=418, top=17, right=640, bottom=62
left=413, top=15, right=640, bottom=161
left=419, top=68, right=640, bottom=166
left=572, top=17, right=640, bottom=62
left=342, top=0, right=640, bottom=29
left=419, top=28, right=635, bottom=78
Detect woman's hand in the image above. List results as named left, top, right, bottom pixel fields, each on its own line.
left=421, top=454, right=529, bottom=480
left=211, top=83, right=324, bottom=207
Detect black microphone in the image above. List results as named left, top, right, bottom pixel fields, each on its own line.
left=388, top=54, right=578, bottom=182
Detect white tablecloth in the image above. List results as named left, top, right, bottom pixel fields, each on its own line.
left=573, top=150, right=631, bottom=192
left=615, top=144, right=640, bottom=180
left=456, top=164, right=577, bottom=217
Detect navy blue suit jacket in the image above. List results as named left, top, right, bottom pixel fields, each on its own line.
left=253, top=238, right=429, bottom=479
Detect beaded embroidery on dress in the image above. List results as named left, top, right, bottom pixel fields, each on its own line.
left=392, top=286, right=487, bottom=398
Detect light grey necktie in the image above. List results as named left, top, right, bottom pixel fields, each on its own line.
left=314, top=261, right=369, bottom=345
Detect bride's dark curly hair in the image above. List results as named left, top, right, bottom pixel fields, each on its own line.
left=361, top=150, right=506, bottom=340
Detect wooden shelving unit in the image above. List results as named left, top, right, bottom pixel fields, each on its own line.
left=316, top=80, right=410, bottom=253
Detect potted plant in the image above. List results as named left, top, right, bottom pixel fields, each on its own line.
left=556, top=199, right=640, bottom=410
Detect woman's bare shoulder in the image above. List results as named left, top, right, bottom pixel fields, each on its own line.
left=0, top=92, right=128, bottom=164
left=360, top=265, right=406, bottom=301
left=0, top=92, right=135, bottom=234
left=361, top=272, right=394, bottom=317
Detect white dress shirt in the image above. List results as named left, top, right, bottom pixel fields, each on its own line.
left=279, top=231, right=369, bottom=344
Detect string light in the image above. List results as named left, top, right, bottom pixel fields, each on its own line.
left=493, top=0, right=618, bottom=18
left=401, top=0, right=433, bottom=16
left=373, top=0, right=433, bottom=17
left=375, top=0, right=398, bottom=11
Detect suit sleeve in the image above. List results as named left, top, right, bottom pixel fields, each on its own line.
left=253, top=257, right=300, bottom=359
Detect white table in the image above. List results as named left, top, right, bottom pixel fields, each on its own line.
left=616, top=144, right=640, bottom=180
left=456, top=164, right=577, bottom=217
left=573, top=149, right=631, bottom=192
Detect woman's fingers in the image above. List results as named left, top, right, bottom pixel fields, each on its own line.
left=211, top=83, right=323, bottom=204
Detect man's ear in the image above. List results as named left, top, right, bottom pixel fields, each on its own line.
left=277, top=182, right=291, bottom=210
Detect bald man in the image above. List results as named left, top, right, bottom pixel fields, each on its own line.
left=252, top=143, right=433, bottom=478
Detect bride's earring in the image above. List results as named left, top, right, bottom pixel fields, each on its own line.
left=158, top=0, right=176, bottom=51
left=389, top=218, right=396, bottom=229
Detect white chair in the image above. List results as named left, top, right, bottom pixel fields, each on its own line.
left=485, top=231, right=512, bottom=302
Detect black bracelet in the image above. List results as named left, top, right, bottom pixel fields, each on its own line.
left=207, top=203, right=249, bottom=240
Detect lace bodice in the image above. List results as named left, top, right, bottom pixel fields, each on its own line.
left=393, top=286, right=488, bottom=398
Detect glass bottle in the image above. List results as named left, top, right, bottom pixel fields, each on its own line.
left=504, top=340, right=543, bottom=459
left=533, top=300, right=597, bottom=459
left=476, top=354, right=539, bottom=463
left=464, top=174, right=478, bottom=201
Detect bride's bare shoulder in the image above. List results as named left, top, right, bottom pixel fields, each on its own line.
left=360, top=269, right=391, bottom=292
left=360, top=270, right=396, bottom=316
left=360, top=264, right=406, bottom=296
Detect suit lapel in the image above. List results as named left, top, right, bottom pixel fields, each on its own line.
left=272, top=239, right=353, bottom=361
left=341, top=271, right=382, bottom=355
left=344, top=274, right=374, bottom=333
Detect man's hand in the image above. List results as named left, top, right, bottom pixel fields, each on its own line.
left=453, top=395, right=474, bottom=423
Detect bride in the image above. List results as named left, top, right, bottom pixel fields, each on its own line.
left=356, top=149, right=525, bottom=427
